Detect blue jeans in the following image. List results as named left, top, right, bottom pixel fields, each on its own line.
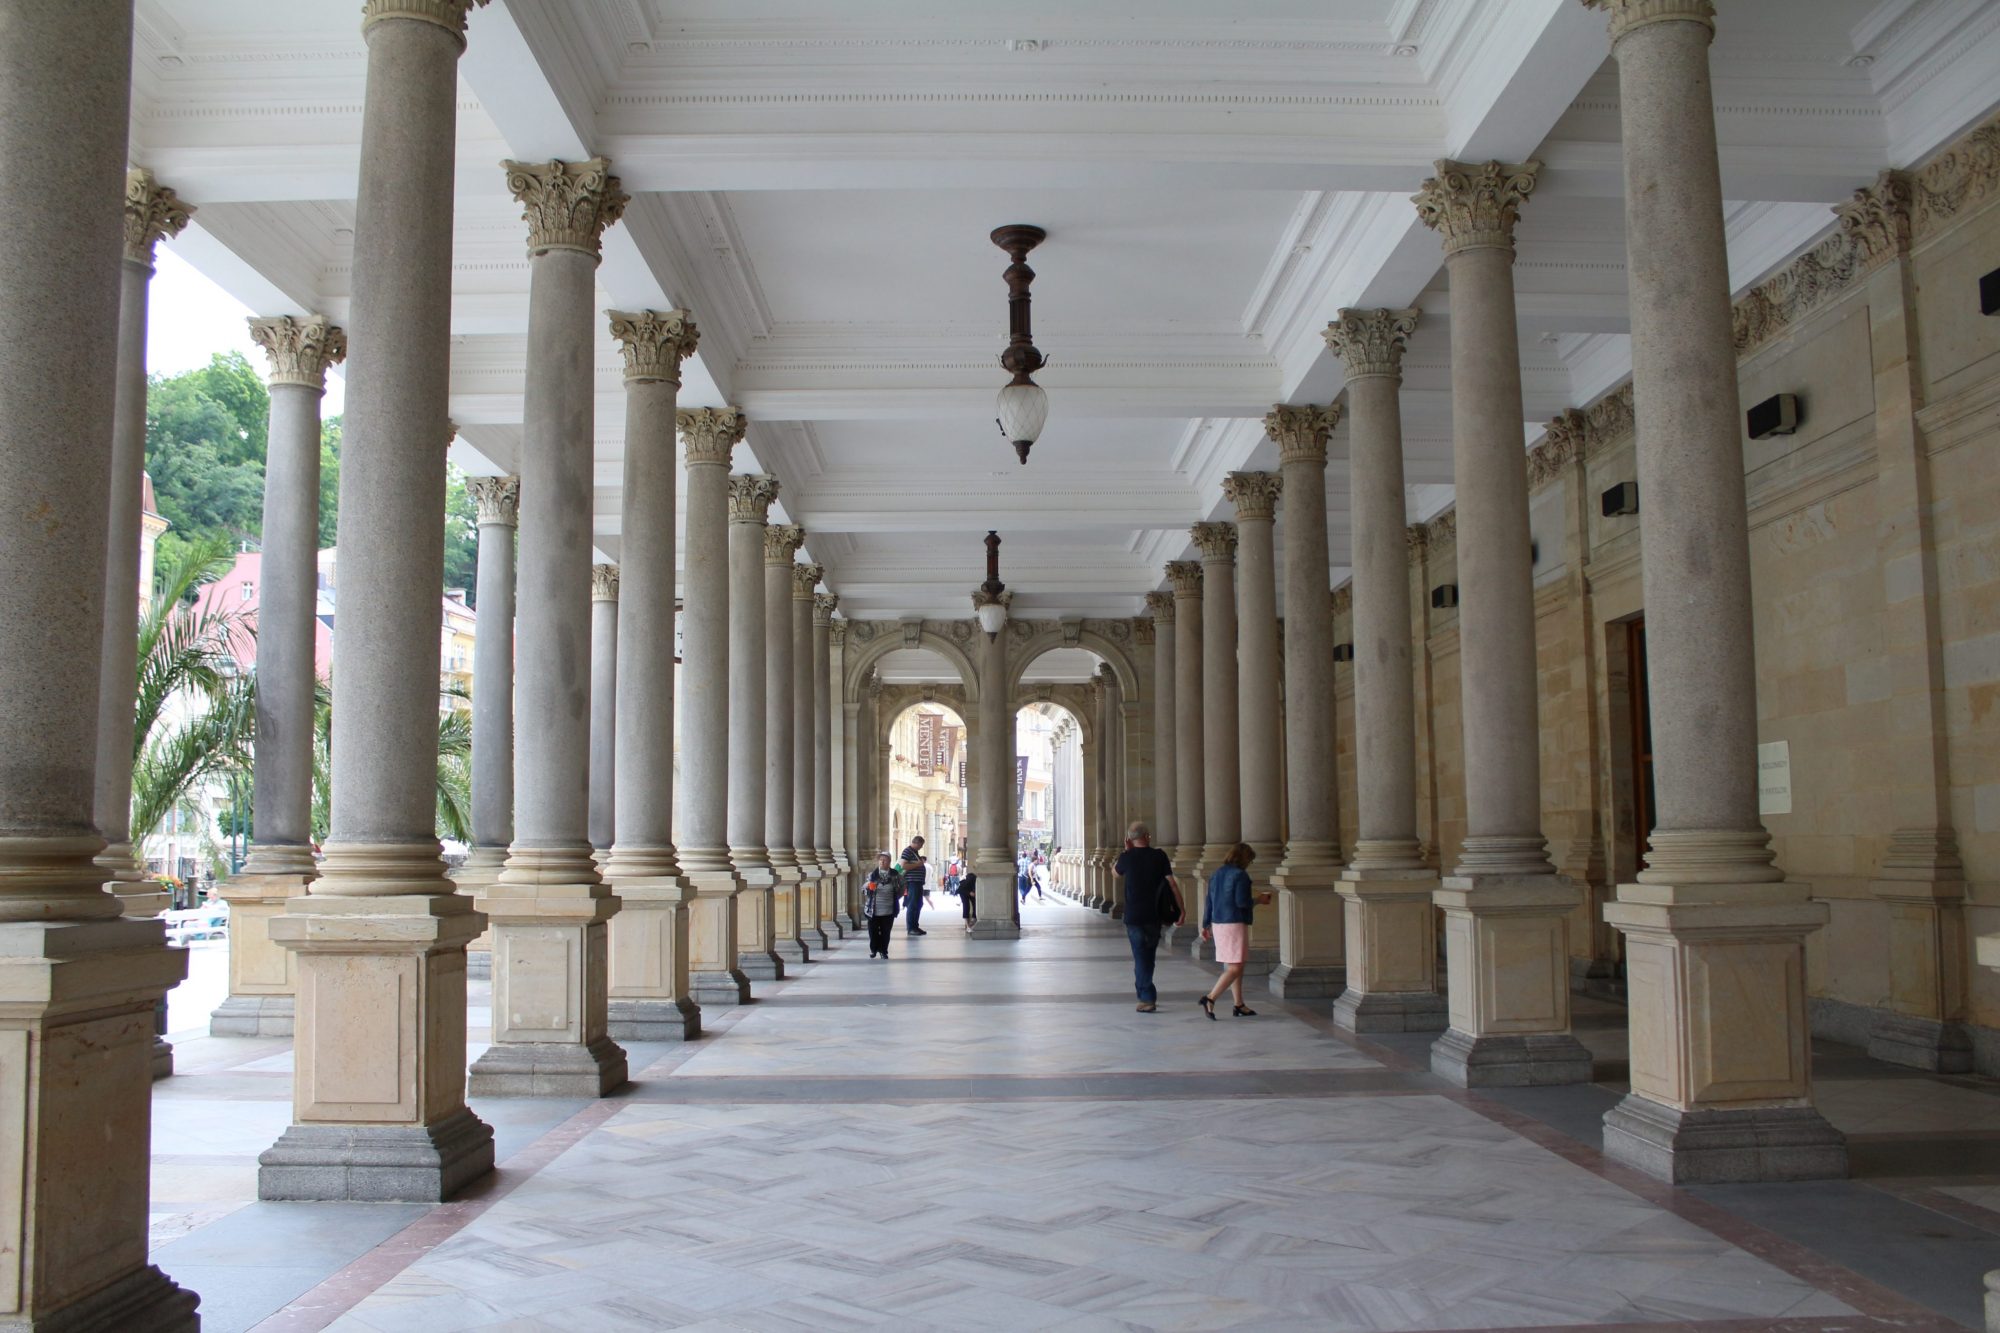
left=1126, top=923, right=1161, bottom=1004
left=906, top=888, right=925, bottom=931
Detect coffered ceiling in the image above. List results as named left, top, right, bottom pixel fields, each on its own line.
left=133, top=0, right=2000, bottom=621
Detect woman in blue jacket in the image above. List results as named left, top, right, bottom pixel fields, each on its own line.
left=1199, top=842, right=1269, bottom=1018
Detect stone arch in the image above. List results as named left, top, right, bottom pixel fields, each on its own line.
left=843, top=618, right=982, bottom=704
left=1004, top=617, right=1144, bottom=703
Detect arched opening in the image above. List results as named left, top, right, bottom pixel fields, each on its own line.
left=1010, top=644, right=1123, bottom=920
left=881, top=697, right=968, bottom=869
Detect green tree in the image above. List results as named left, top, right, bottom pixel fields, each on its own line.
left=442, top=466, right=479, bottom=604
left=318, top=415, right=342, bottom=549
left=146, top=351, right=271, bottom=567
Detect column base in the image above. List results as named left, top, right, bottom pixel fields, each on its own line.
left=968, top=919, right=1021, bottom=940
left=737, top=951, right=786, bottom=981
left=468, top=1035, right=628, bottom=1098
left=692, top=970, right=752, bottom=1007
left=1334, top=987, right=1447, bottom=1033
left=1601, top=1094, right=1848, bottom=1184
left=151, top=1035, right=175, bottom=1081
left=1271, top=852, right=1348, bottom=995
left=1867, top=1012, right=1973, bottom=1073
left=259, top=1106, right=496, bottom=1202
left=1241, top=945, right=1279, bottom=979
left=777, top=935, right=813, bottom=965
left=1430, top=1027, right=1594, bottom=1088
left=208, top=993, right=295, bottom=1038
left=20, top=1263, right=198, bottom=1333
left=609, top=997, right=701, bottom=1042
left=101, top=840, right=171, bottom=919
left=1269, top=964, right=1347, bottom=1000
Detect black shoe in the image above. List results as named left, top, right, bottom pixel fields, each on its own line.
left=1200, top=996, right=1216, bottom=1020
left=911, top=928, right=928, bottom=935
left=1234, top=1005, right=1257, bottom=1017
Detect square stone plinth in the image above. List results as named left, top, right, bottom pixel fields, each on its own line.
left=606, top=877, right=702, bottom=1042
left=471, top=880, right=627, bottom=1098
left=1333, top=867, right=1443, bottom=1030
left=260, top=1108, right=495, bottom=1202
left=1602, top=1095, right=1847, bottom=1184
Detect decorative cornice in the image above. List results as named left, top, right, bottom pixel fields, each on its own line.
left=124, top=169, right=192, bottom=266
left=1426, top=509, right=1456, bottom=547
left=764, top=522, right=805, bottom=563
left=1165, top=560, right=1204, bottom=596
left=1910, top=113, right=2000, bottom=239
left=362, top=0, right=489, bottom=41
left=591, top=563, right=619, bottom=602
left=607, top=309, right=699, bottom=384
left=1263, top=403, right=1341, bottom=466
left=1132, top=617, right=1155, bottom=645
left=1144, top=589, right=1175, bottom=623
left=1733, top=169, right=1909, bottom=355
left=829, top=619, right=847, bottom=645
left=502, top=158, right=628, bottom=260
left=1412, top=158, right=1541, bottom=256
left=1526, top=381, right=1634, bottom=489
left=728, top=472, right=780, bottom=523
left=467, top=474, right=520, bottom=527
left=1331, top=584, right=1353, bottom=616
left=678, top=406, right=745, bottom=467
left=814, top=592, right=839, bottom=625
left=1324, top=308, right=1420, bottom=380
left=1580, top=0, right=1714, bottom=46
left=247, top=314, right=346, bottom=390
left=970, top=587, right=1013, bottom=613
left=1190, top=522, right=1237, bottom=561
left=792, top=561, right=824, bottom=596
left=1405, top=524, right=1428, bottom=552
left=1222, top=471, right=1282, bottom=522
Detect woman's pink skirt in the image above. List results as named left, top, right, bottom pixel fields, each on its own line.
left=1212, top=922, right=1249, bottom=965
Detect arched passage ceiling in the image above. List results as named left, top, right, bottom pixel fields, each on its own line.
left=137, top=0, right=2000, bottom=619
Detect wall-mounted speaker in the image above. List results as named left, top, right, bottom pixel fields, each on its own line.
left=1981, top=265, right=2000, bottom=316
left=1601, top=480, right=1639, bottom=517
left=1332, top=643, right=1354, bottom=662
left=1746, top=392, right=1800, bottom=440
left=1430, top=584, right=1459, bottom=609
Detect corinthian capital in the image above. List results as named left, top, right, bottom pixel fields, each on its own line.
left=362, top=0, right=490, bottom=40
left=607, top=309, right=699, bottom=384
left=1144, top=590, right=1175, bottom=623
left=1581, top=0, right=1715, bottom=44
left=467, top=475, right=520, bottom=526
left=678, top=406, right=746, bottom=467
left=1191, top=522, right=1237, bottom=561
left=793, top=561, right=824, bottom=597
left=1837, top=169, right=1914, bottom=264
left=247, top=314, right=347, bottom=390
left=728, top=474, right=780, bottom=524
left=1325, top=308, right=1420, bottom=380
left=503, top=158, right=629, bottom=259
left=814, top=592, right=840, bottom=625
left=1165, top=561, right=1204, bottom=596
left=124, top=170, right=193, bottom=267
left=1222, top=471, right=1282, bottom=522
left=765, top=524, right=805, bottom=565
left=1413, top=159, right=1542, bottom=256
left=592, top=563, right=620, bottom=602
left=1262, top=403, right=1341, bottom=466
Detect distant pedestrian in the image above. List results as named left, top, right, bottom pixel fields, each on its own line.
left=1200, top=843, right=1271, bottom=1018
left=959, top=870, right=978, bottom=931
left=1114, top=823, right=1182, bottom=1013
left=901, top=836, right=930, bottom=935
left=865, top=853, right=903, bottom=959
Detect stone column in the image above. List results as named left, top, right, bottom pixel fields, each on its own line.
left=1145, top=592, right=1178, bottom=863
left=762, top=524, right=808, bottom=965
left=455, top=473, right=517, bottom=975
left=262, top=0, right=494, bottom=1204
left=852, top=674, right=878, bottom=915
left=793, top=564, right=828, bottom=949
left=1092, top=673, right=1115, bottom=913
left=212, top=315, right=346, bottom=1039
left=1325, top=310, right=1446, bottom=1031
left=471, top=157, right=629, bottom=1099
left=1225, top=475, right=1283, bottom=968
left=1414, top=157, right=1590, bottom=1088
left=1262, top=406, right=1347, bottom=998
left=729, top=475, right=785, bottom=979
left=813, top=595, right=841, bottom=940
left=1585, top=0, right=1844, bottom=1180
left=588, top=564, right=619, bottom=856
left=1192, top=523, right=1240, bottom=951
left=603, top=310, right=701, bottom=1042
left=1167, top=561, right=1205, bottom=889
left=969, top=597, right=1019, bottom=937
left=678, top=409, right=750, bottom=1006
left=0, top=1, right=198, bottom=1320
left=97, top=171, right=191, bottom=918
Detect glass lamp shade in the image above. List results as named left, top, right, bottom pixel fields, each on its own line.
left=976, top=600, right=1008, bottom=636
left=996, top=379, right=1048, bottom=450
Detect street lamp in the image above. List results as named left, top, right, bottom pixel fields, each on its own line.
left=991, top=225, right=1048, bottom=464
left=973, top=529, right=1009, bottom=637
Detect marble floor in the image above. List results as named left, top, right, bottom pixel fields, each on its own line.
left=148, top=895, right=2000, bottom=1332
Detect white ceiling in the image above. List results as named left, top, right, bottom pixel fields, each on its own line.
left=134, top=0, right=2000, bottom=624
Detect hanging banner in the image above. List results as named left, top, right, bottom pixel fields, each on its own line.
left=1016, top=755, right=1029, bottom=814
left=917, top=714, right=937, bottom=776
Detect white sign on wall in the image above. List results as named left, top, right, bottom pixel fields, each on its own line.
left=1757, top=740, right=1792, bottom=816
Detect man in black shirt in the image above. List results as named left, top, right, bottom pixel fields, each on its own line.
left=901, top=836, right=929, bottom=935
left=1113, top=822, right=1182, bottom=1012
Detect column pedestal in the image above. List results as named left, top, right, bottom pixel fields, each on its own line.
left=1601, top=884, right=1846, bottom=1183
left=210, top=869, right=310, bottom=1036
left=1866, top=875, right=1971, bottom=1072
left=259, top=889, right=495, bottom=1201
left=1334, top=867, right=1445, bottom=1031
left=769, top=856, right=810, bottom=965
left=1269, top=852, right=1347, bottom=999
left=686, top=869, right=751, bottom=1006
left=606, top=872, right=701, bottom=1042
left=733, top=863, right=786, bottom=980
left=1430, top=874, right=1593, bottom=1086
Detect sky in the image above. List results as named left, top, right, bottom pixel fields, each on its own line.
left=149, top=248, right=347, bottom=416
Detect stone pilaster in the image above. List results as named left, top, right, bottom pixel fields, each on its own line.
left=1191, top=522, right=1240, bottom=953
left=1166, top=561, right=1206, bottom=891
left=212, top=314, right=346, bottom=1040
left=969, top=592, right=1019, bottom=937
left=813, top=594, right=842, bottom=940
left=454, top=472, right=518, bottom=977
left=1259, top=405, right=1349, bottom=998
left=262, top=0, right=496, bottom=1205
left=1584, top=0, right=1844, bottom=1180
left=603, top=310, right=701, bottom=1041
left=588, top=564, right=619, bottom=855
left=472, top=156, right=629, bottom=1099
left=729, top=475, right=786, bottom=980
left=1145, top=592, right=1178, bottom=864
left=1224, top=474, right=1284, bottom=973
left=1415, top=157, right=1591, bottom=1088
left=1093, top=670, right=1119, bottom=915
left=1324, top=310, right=1446, bottom=1032
left=793, top=563, right=828, bottom=950
left=678, top=409, right=750, bottom=1005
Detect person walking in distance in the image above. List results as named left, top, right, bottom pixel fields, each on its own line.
left=1199, top=842, right=1271, bottom=1018
left=864, top=852, right=903, bottom=959
left=901, top=835, right=930, bottom=935
left=1114, top=823, right=1182, bottom=1013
